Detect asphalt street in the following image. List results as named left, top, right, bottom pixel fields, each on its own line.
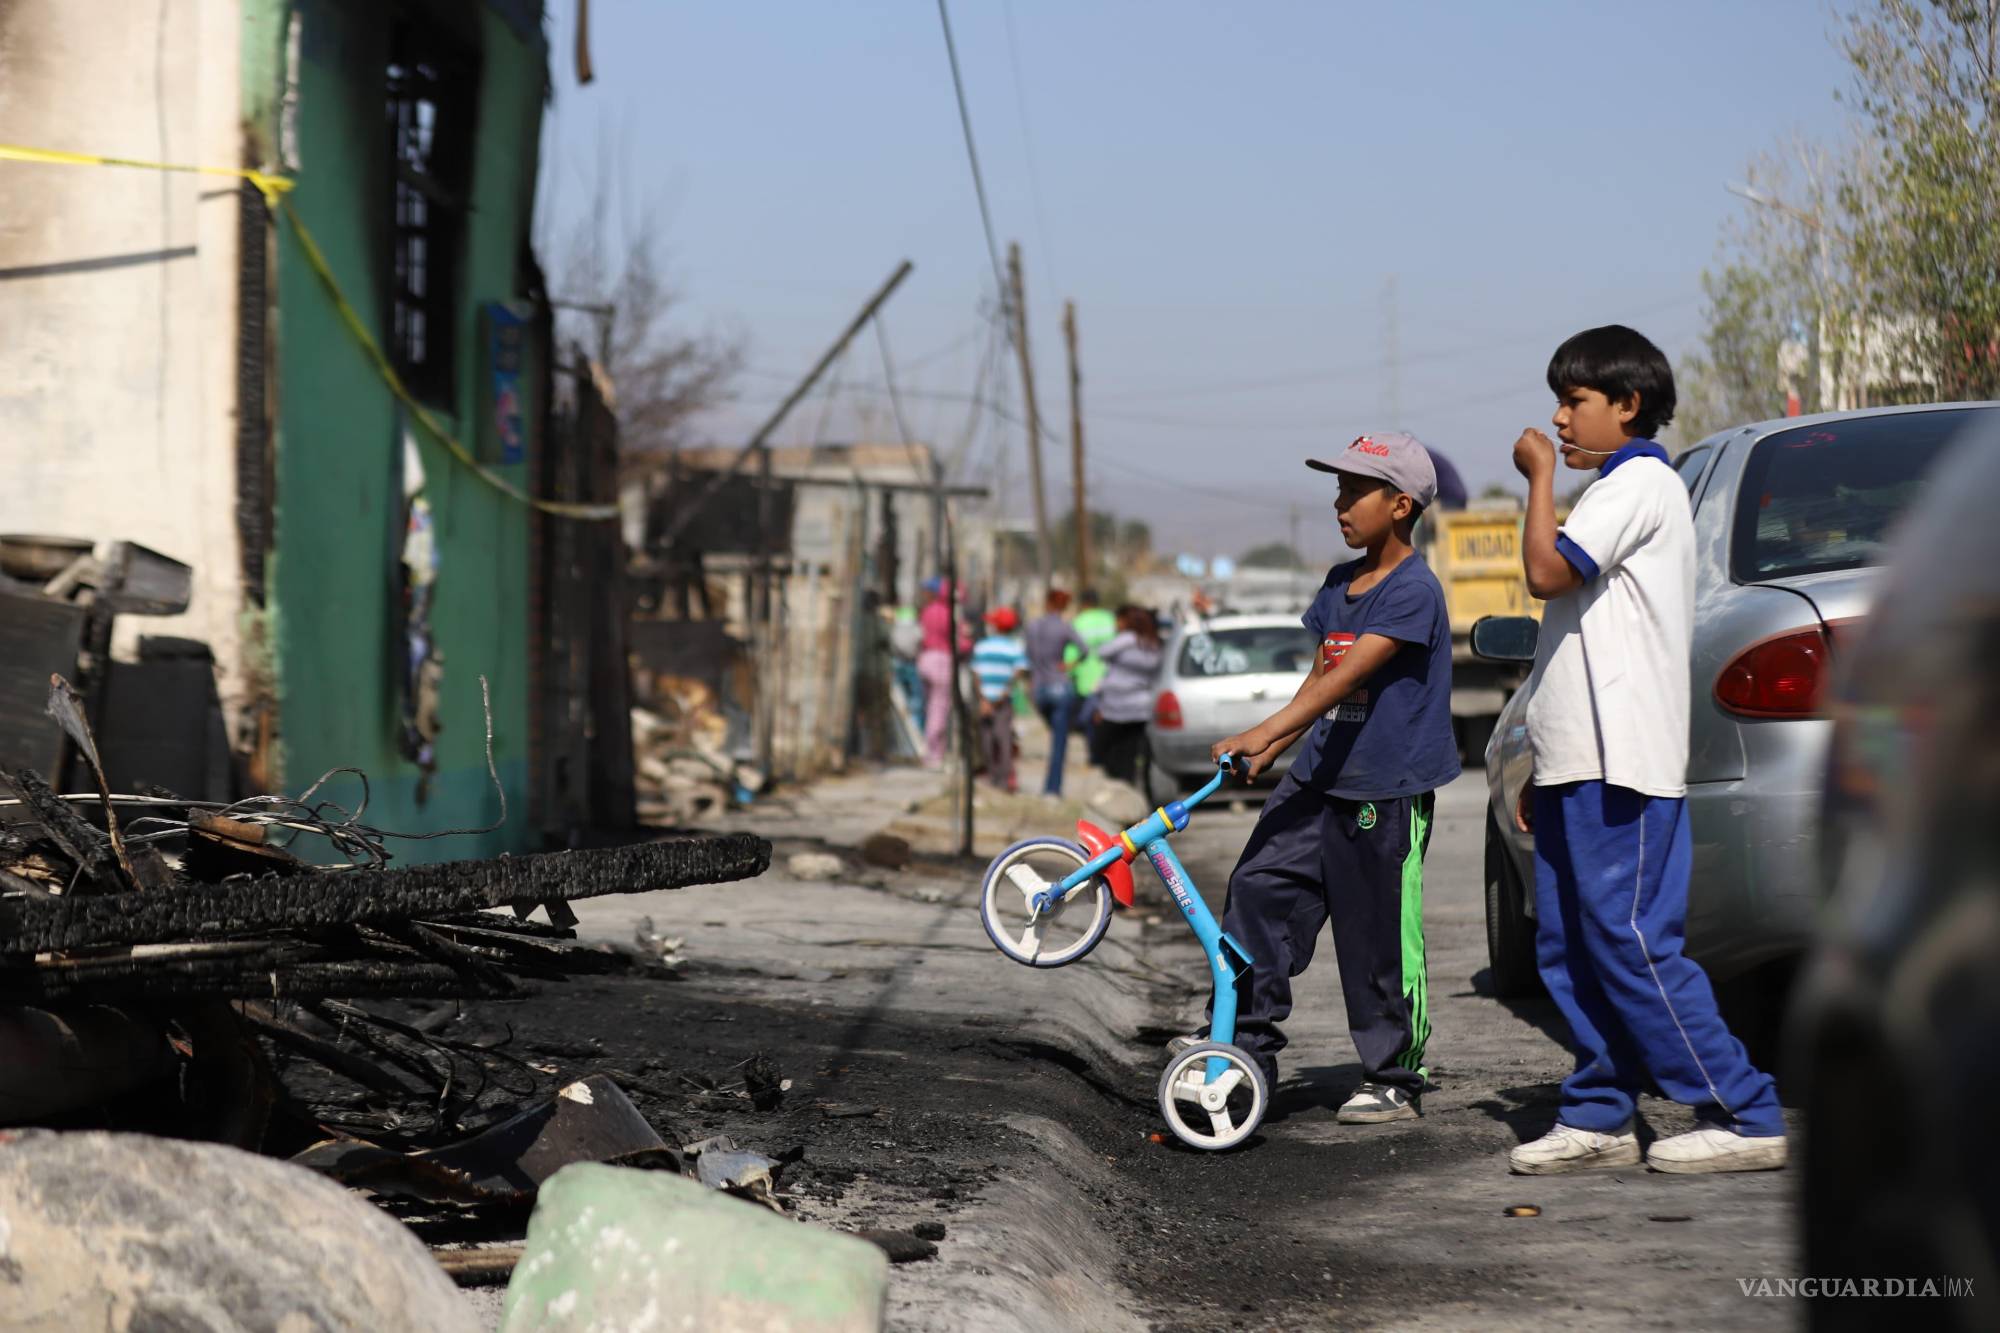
left=469, top=763, right=1802, bottom=1332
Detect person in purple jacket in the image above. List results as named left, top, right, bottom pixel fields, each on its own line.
left=1023, top=588, right=1086, bottom=796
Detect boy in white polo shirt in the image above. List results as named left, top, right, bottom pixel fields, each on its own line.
left=1506, top=325, right=1786, bottom=1176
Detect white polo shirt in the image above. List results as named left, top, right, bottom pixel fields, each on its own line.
left=1524, top=444, right=1694, bottom=799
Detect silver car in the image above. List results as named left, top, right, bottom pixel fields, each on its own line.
left=1474, top=402, right=1998, bottom=999
left=1791, top=408, right=2000, bottom=1295
left=1144, top=612, right=1314, bottom=804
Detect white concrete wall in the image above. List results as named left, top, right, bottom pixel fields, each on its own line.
left=0, top=0, right=246, bottom=708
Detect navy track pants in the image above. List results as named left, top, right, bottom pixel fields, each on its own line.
left=1212, top=768, right=1435, bottom=1095
left=1532, top=780, right=1784, bottom=1136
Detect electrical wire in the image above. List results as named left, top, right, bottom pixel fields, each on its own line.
left=874, top=317, right=936, bottom=501
left=8, top=677, right=508, bottom=869
left=1002, top=0, right=1060, bottom=300
left=935, top=0, right=1009, bottom=306
left=1090, top=292, right=1706, bottom=405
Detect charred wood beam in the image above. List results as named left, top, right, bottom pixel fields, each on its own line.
left=368, top=922, right=519, bottom=994
left=0, top=833, right=769, bottom=954
left=0, top=955, right=519, bottom=1004
left=0, top=768, right=120, bottom=892
left=303, top=1000, right=457, bottom=1096
left=410, top=920, right=625, bottom=973
left=0, top=925, right=626, bottom=1005
left=240, top=1002, right=429, bottom=1100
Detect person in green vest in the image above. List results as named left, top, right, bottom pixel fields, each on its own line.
left=1065, top=587, right=1119, bottom=765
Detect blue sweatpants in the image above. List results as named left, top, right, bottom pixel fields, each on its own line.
left=1213, top=768, right=1435, bottom=1095
left=1532, top=781, right=1783, bottom=1136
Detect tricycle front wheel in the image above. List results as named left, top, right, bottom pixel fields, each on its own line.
left=979, top=837, right=1113, bottom=968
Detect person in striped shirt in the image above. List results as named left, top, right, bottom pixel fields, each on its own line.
left=972, top=607, right=1030, bottom=792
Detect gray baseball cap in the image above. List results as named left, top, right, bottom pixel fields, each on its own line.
left=1306, top=431, right=1438, bottom=508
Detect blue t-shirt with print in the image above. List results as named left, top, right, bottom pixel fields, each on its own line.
left=1292, top=555, right=1460, bottom=801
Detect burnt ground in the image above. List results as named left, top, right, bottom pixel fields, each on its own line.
left=423, top=765, right=1803, bottom=1332
left=432, top=971, right=1501, bottom=1331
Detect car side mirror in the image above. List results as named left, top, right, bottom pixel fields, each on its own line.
left=1471, top=615, right=1539, bottom=664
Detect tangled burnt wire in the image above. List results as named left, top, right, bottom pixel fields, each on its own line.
left=2, top=672, right=772, bottom=1176
left=111, top=677, right=509, bottom=869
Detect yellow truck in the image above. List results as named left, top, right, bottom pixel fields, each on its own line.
left=1419, top=505, right=1557, bottom=760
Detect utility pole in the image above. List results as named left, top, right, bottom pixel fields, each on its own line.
left=1007, top=242, right=1053, bottom=591
left=658, top=260, right=913, bottom=548
left=1063, top=300, right=1089, bottom=593
left=756, top=442, right=775, bottom=776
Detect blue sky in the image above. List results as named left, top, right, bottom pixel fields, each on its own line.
left=535, top=1, right=1855, bottom=562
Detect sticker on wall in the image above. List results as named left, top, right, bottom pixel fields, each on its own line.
left=487, top=301, right=528, bottom=466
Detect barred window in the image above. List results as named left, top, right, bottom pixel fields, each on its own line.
left=387, top=20, right=476, bottom=403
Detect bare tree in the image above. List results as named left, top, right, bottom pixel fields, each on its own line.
left=1679, top=138, right=1877, bottom=442
left=540, top=140, right=743, bottom=480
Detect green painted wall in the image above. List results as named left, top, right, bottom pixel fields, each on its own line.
left=252, top=0, right=548, bottom=861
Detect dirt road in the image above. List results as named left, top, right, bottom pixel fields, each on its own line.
left=461, top=765, right=1800, bottom=1331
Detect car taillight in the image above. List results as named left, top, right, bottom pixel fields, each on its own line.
left=1715, top=627, right=1831, bottom=718
left=1154, top=690, right=1183, bottom=729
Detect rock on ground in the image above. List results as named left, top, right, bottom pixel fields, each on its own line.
left=857, top=832, right=911, bottom=870
left=786, top=851, right=847, bottom=881
left=0, top=1128, right=477, bottom=1333
left=1083, top=778, right=1148, bottom=826
left=503, top=1163, right=887, bottom=1333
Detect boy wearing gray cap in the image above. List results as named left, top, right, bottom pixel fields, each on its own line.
left=1187, top=432, right=1461, bottom=1123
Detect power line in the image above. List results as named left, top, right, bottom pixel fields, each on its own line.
left=733, top=377, right=1360, bottom=433
left=802, top=346, right=851, bottom=450
left=874, top=316, right=934, bottom=496
left=977, top=390, right=1291, bottom=513
left=1089, top=292, right=1706, bottom=404
left=741, top=328, right=981, bottom=390
left=935, top=0, right=1009, bottom=305
left=902, top=325, right=985, bottom=374
left=1002, top=0, right=1059, bottom=300
left=736, top=372, right=1294, bottom=517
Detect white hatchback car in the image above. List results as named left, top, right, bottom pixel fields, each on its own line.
left=1142, top=612, right=1314, bottom=804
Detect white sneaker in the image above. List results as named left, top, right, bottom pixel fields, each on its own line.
left=1508, top=1122, right=1641, bottom=1175
left=1337, top=1082, right=1418, bottom=1124
left=1646, top=1127, right=1788, bottom=1174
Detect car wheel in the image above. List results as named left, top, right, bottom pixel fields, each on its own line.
left=1142, top=746, right=1181, bottom=806
left=1484, top=811, right=1540, bottom=998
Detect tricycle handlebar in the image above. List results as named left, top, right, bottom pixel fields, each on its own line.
left=1178, top=755, right=1236, bottom=813
left=1049, top=757, right=1242, bottom=900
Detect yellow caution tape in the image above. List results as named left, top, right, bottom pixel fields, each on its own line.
left=278, top=198, right=618, bottom=520
left=0, top=143, right=618, bottom=522
left=0, top=143, right=293, bottom=206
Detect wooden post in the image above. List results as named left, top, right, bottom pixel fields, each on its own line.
left=755, top=443, right=776, bottom=777
left=948, top=530, right=973, bottom=858
left=657, top=261, right=912, bottom=549
left=1006, top=243, right=1053, bottom=592
left=929, top=455, right=946, bottom=584
left=1063, top=300, right=1088, bottom=592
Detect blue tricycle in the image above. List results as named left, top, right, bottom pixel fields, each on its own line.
left=979, top=757, right=1266, bottom=1150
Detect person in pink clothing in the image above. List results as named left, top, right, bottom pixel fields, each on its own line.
left=917, top=577, right=962, bottom=766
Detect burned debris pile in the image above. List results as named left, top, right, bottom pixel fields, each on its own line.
left=0, top=773, right=768, bottom=1007
left=1, top=674, right=768, bottom=1009
left=1, top=672, right=771, bottom=1220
